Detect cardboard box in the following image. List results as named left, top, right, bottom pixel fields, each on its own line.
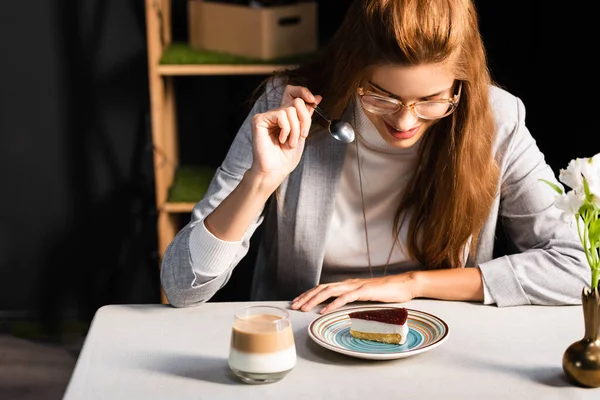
left=188, top=0, right=318, bottom=60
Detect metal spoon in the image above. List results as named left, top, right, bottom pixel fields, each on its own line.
left=311, top=105, right=355, bottom=143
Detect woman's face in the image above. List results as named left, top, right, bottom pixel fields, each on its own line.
left=360, top=64, right=457, bottom=149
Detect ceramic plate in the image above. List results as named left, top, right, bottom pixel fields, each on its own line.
left=308, top=305, right=449, bottom=360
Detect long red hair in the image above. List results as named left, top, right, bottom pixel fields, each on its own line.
left=270, top=0, right=499, bottom=269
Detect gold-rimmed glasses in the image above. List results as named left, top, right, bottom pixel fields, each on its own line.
left=357, top=81, right=462, bottom=120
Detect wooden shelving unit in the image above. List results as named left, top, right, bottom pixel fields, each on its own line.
left=144, top=0, right=299, bottom=303
left=157, top=64, right=291, bottom=76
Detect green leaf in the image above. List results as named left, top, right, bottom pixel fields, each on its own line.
left=539, top=178, right=564, bottom=195
left=579, top=202, right=595, bottom=216
left=590, top=218, right=600, bottom=247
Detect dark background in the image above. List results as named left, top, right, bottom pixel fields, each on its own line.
left=0, top=0, right=570, bottom=328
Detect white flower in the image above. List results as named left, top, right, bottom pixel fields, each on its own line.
left=559, top=158, right=586, bottom=192
left=582, top=153, right=600, bottom=207
left=555, top=190, right=586, bottom=222
left=579, top=153, right=600, bottom=181
left=544, top=154, right=600, bottom=290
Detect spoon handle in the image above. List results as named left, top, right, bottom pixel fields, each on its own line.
left=310, top=104, right=331, bottom=124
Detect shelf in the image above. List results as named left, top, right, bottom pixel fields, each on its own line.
left=162, top=202, right=196, bottom=213
left=164, top=165, right=216, bottom=213
left=158, top=64, right=294, bottom=76
left=158, top=42, right=311, bottom=76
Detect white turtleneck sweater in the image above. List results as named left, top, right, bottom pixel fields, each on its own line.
left=320, top=98, right=422, bottom=283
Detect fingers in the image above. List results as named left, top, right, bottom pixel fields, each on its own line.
left=290, top=284, right=326, bottom=310
left=257, top=85, right=322, bottom=148
left=282, top=84, right=322, bottom=125
left=321, top=291, right=362, bottom=314
left=291, top=281, right=360, bottom=312
left=282, top=85, right=317, bottom=107
left=293, top=98, right=312, bottom=139
left=278, top=106, right=299, bottom=146
left=273, top=109, right=290, bottom=144
left=277, top=98, right=318, bottom=147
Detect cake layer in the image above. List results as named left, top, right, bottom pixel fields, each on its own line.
left=350, top=318, right=409, bottom=336
left=348, top=308, right=408, bottom=325
left=349, top=330, right=406, bottom=345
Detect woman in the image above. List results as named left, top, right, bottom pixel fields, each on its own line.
left=161, top=0, right=589, bottom=311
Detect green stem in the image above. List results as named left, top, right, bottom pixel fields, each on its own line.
left=577, top=214, right=595, bottom=271
left=593, top=208, right=599, bottom=268
left=593, top=209, right=599, bottom=289
left=578, top=209, right=600, bottom=290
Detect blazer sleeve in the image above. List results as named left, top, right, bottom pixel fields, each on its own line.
left=478, top=95, right=590, bottom=307
left=160, top=80, right=283, bottom=307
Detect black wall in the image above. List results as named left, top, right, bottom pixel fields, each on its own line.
left=0, top=1, right=571, bottom=325
left=0, top=1, right=157, bottom=325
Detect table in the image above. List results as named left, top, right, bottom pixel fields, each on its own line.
left=63, top=300, right=599, bottom=399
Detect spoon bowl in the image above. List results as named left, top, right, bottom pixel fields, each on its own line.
left=312, top=105, right=355, bottom=144
left=329, top=120, right=355, bottom=143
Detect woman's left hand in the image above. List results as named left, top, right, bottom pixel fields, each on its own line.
left=290, top=273, right=421, bottom=314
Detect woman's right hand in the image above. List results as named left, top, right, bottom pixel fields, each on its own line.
left=249, top=85, right=322, bottom=186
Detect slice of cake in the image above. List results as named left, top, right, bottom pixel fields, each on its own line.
left=349, top=308, right=409, bottom=345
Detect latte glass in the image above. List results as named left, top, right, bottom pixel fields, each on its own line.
left=228, top=305, right=296, bottom=384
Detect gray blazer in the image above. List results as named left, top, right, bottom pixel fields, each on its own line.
left=161, top=81, right=590, bottom=308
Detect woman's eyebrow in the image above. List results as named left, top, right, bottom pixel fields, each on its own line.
left=368, top=81, right=448, bottom=99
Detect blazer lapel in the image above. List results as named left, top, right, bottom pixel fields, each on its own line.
left=277, top=127, right=348, bottom=296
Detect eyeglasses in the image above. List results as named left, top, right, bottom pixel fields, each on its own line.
left=357, top=81, right=462, bottom=120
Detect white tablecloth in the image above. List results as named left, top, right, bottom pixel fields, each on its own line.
left=63, top=300, right=599, bottom=399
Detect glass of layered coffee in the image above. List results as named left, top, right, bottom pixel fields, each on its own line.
left=228, top=305, right=296, bottom=384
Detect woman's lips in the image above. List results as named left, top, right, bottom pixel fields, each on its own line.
left=385, top=122, right=420, bottom=140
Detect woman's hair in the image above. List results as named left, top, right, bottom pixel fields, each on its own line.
left=272, top=0, right=500, bottom=269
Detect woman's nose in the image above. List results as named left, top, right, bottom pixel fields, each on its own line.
left=388, top=106, right=419, bottom=131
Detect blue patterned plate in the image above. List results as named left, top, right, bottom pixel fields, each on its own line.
left=308, top=305, right=449, bottom=360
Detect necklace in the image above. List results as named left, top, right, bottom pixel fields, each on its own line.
left=354, top=132, right=397, bottom=278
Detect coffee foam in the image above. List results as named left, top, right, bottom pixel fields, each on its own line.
left=230, top=314, right=295, bottom=354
